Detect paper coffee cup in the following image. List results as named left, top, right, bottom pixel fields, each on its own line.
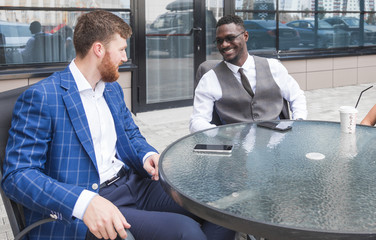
left=339, top=106, right=358, bottom=134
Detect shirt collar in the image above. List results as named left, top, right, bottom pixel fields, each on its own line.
left=224, top=53, right=254, bottom=74
left=69, top=59, right=105, bottom=96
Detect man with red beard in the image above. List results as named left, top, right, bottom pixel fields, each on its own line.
left=190, top=15, right=307, bottom=133
left=1, top=10, right=235, bottom=240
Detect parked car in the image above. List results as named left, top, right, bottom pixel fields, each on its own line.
left=0, top=21, right=31, bottom=48
left=0, top=21, right=32, bottom=64
left=287, top=20, right=341, bottom=48
left=146, top=10, right=216, bottom=57
left=244, top=20, right=300, bottom=50
left=323, top=17, right=376, bottom=45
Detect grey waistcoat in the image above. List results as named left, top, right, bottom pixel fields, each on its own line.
left=213, top=56, right=283, bottom=124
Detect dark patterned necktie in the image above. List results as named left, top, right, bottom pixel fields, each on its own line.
left=239, top=68, right=254, bottom=97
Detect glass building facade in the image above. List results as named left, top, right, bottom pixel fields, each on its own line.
left=0, top=0, right=375, bottom=113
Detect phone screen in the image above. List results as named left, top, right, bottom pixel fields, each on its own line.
left=193, top=144, right=233, bottom=154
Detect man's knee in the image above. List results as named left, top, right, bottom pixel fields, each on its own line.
left=166, top=215, right=207, bottom=240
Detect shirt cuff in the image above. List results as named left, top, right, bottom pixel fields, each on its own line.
left=142, top=151, right=158, bottom=164
left=72, top=189, right=98, bottom=220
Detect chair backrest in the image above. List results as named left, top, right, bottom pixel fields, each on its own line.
left=195, top=60, right=223, bottom=125
left=194, top=59, right=291, bottom=125
left=194, top=60, right=221, bottom=89
left=0, top=85, right=31, bottom=237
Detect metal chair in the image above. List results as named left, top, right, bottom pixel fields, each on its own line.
left=0, top=85, right=135, bottom=240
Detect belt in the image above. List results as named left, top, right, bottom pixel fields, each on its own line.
left=99, top=167, right=127, bottom=189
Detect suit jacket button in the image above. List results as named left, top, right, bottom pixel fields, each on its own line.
left=92, top=183, right=98, bottom=190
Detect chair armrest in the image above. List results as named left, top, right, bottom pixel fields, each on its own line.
left=14, top=218, right=56, bottom=240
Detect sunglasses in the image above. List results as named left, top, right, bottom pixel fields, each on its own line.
left=214, top=31, right=245, bottom=45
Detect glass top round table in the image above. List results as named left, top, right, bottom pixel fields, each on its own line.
left=159, top=120, right=376, bottom=239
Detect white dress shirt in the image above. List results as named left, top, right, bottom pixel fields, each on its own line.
left=69, top=60, right=157, bottom=219
left=70, top=60, right=126, bottom=219
left=190, top=54, right=307, bottom=133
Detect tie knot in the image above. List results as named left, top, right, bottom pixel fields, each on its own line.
left=238, top=68, right=245, bottom=74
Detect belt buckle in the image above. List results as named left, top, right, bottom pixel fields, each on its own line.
left=106, top=175, right=120, bottom=186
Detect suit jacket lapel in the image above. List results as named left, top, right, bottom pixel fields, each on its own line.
left=103, top=85, right=149, bottom=177
left=60, top=68, right=98, bottom=170
left=103, top=85, right=136, bottom=159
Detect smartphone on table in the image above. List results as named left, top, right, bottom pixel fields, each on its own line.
left=193, top=144, right=233, bottom=154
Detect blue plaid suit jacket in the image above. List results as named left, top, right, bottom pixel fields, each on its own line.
left=1, top=67, right=157, bottom=240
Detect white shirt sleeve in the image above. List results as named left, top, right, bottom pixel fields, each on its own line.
left=267, top=58, right=308, bottom=120
left=72, top=190, right=97, bottom=220
left=142, top=151, right=158, bottom=163
left=189, top=70, right=222, bottom=133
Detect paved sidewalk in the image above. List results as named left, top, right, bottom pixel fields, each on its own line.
left=1, top=82, right=376, bottom=239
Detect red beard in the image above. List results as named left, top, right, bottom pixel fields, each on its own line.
left=98, top=52, right=122, bottom=83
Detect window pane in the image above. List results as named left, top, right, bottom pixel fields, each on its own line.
left=0, top=10, right=130, bottom=65
left=0, top=0, right=129, bottom=8
left=365, top=1, right=376, bottom=11
left=364, top=13, right=376, bottom=46
left=145, top=0, right=194, bottom=104
left=279, top=0, right=312, bottom=11
left=319, top=0, right=360, bottom=12
left=323, top=13, right=362, bottom=46
left=239, top=13, right=300, bottom=51
left=206, top=0, right=222, bottom=60
left=236, top=0, right=277, bottom=12
left=285, top=14, right=350, bottom=49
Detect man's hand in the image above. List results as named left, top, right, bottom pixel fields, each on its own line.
left=144, top=153, right=160, bottom=181
left=83, top=195, right=131, bottom=240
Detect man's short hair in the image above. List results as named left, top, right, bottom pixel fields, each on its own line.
left=73, top=10, right=132, bottom=58
left=216, top=15, right=245, bottom=30
left=29, top=21, right=42, bottom=34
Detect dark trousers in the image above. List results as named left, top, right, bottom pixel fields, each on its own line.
left=86, top=170, right=235, bottom=240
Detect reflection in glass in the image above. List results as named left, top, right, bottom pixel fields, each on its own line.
left=205, top=0, right=222, bottom=60
left=145, top=0, right=194, bottom=104
left=323, top=14, right=369, bottom=46
left=236, top=0, right=277, bottom=14
left=278, top=0, right=311, bottom=11
left=0, top=0, right=130, bottom=8
left=242, top=17, right=300, bottom=51
left=0, top=10, right=130, bottom=65
left=286, top=19, right=350, bottom=48
left=318, top=0, right=360, bottom=12
left=237, top=0, right=276, bottom=20
left=364, top=13, right=376, bottom=45
left=236, top=0, right=376, bottom=50
left=20, top=20, right=67, bottom=63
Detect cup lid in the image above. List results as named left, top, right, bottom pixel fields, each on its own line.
left=339, top=106, right=358, bottom=113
